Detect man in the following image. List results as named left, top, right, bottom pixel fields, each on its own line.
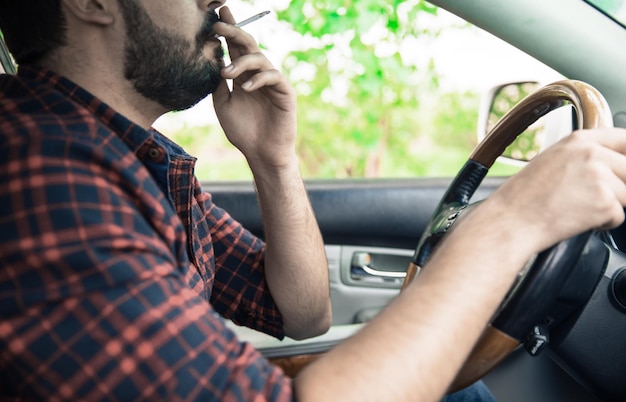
left=1, top=0, right=625, bottom=401
left=0, top=0, right=332, bottom=398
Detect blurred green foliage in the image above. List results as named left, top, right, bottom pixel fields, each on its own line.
left=170, top=0, right=516, bottom=180
left=278, top=0, right=472, bottom=178
left=585, top=0, right=626, bottom=26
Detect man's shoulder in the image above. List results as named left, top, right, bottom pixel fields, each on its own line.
left=0, top=72, right=85, bottom=118
left=0, top=73, right=114, bottom=147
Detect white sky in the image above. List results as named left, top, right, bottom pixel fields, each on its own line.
left=155, top=3, right=561, bottom=131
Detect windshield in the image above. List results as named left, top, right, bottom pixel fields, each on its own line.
left=586, top=0, right=626, bottom=27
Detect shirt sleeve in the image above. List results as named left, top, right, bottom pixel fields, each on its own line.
left=0, top=134, right=293, bottom=401
left=193, top=184, right=285, bottom=339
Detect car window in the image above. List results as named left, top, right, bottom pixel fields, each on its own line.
left=152, top=3, right=562, bottom=181
left=585, top=0, right=626, bottom=27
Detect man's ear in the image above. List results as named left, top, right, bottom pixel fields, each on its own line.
left=61, top=0, right=116, bottom=26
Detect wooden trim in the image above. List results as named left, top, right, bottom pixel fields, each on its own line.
left=401, top=262, right=421, bottom=291
left=449, top=326, right=520, bottom=392
left=269, top=354, right=323, bottom=378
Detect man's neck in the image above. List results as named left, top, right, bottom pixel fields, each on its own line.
left=42, top=57, right=166, bottom=130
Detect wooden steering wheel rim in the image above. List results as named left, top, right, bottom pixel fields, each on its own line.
left=471, top=80, right=612, bottom=166
left=402, top=80, right=613, bottom=392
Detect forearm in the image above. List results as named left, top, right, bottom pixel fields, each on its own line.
left=295, top=197, right=544, bottom=401
left=250, top=155, right=332, bottom=340
left=212, top=8, right=330, bottom=339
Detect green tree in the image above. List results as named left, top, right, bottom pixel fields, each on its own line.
left=276, top=0, right=469, bottom=177
left=170, top=0, right=486, bottom=179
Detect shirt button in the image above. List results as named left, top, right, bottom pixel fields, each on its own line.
left=148, top=147, right=161, bottom=159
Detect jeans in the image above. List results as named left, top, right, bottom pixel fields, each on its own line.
left=441, top=381, right=497, bottom=402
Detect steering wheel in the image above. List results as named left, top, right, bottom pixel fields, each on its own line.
left=401, top=80, right=614, bottom=392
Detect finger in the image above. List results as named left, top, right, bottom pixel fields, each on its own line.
left=604, top=147, right=626, bottom=185
left=593, top=159, right=626, bottom=205
left=237, top=69, right=289, bottom=93
left=579, top=147, right=626, bottom=229
left=597, top=190, right=626, bottom=230
left=570, top=127, right=626, bottom=155
left=221, top=53, right=274, bottom=81
left=218, top=6, right=236, bottom=25
left=215, top=8, right=260, bottom=58
left=564, top=132, right=626, bottom=184
left=599, top=153, right=626, bottom=228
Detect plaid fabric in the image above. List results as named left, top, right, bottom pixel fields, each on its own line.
left=0, top=66, right=292, bottom=401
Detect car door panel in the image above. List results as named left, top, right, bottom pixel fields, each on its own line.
left=209, top=177, right=504, bottom=327
left=209, top=176, right=604, bottom=401
left=210, top=176, right=504, bottom=334
left=208, top=177, right=503, bottom=249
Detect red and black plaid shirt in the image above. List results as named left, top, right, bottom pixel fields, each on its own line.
left=0, top=66, right=293, bottom=401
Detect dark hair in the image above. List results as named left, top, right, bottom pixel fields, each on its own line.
left=0, top=0, right=67, bottom=65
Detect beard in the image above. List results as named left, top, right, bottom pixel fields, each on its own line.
left=119, top=1, right=224, bottom=112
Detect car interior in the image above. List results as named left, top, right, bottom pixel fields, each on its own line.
left=2, top=0, right=626, bottom=401
left=209, top=1, right=626, bottom=401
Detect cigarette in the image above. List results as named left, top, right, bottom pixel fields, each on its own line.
left=235, top=10, right=271, bottom=29
left=215, top=11, right=270, bottom=37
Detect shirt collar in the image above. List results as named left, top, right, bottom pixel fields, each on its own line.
left=17, top=64, right=153, bottom=154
